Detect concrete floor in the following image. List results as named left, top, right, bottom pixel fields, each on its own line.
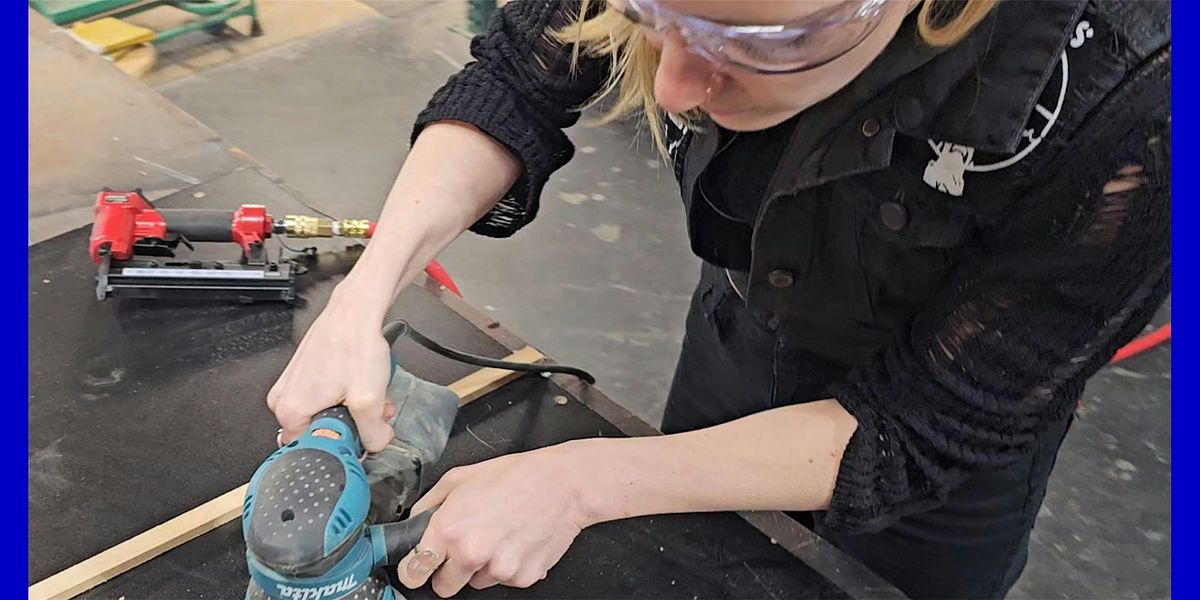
left=155, top=3, right=1171, bottom=597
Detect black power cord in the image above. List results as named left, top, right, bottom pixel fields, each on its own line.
left=382, top=320, right=596, bottom=384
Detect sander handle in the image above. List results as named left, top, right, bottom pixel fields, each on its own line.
left=308, top=405, right=361, bottom=452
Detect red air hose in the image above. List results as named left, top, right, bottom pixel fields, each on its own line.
left=423, top=260, right=462, bottom=298
left=415, top=255, right=1165, bottom=356
left=418, top=259, right=1164, bottom=361
left=1109, top=323, right=1171, bottom=364
left=373, top=216, right=1162, bottom=357
left=360, top=222, right=461, bottom=298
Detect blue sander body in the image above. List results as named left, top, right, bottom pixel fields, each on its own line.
left=240, top=320, right=593, bottom=600
left=243, top=327, right=459, bottom=600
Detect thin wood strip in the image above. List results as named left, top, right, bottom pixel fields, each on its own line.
left=29, top=346, right=544, bottom=600
left=28, top=485, right=247, bottom=600
left=450, top=346, right=545, bottom=406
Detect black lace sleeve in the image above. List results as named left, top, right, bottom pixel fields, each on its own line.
left=411, top=0, right=609, bottom=237
left=825, top=49, right=1171, bottom=532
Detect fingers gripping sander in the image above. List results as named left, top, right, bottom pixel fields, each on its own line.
left=243, top=327, right=459, bottom=600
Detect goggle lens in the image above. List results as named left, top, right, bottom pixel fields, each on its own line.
left=611, top=0, right=886, bottom=74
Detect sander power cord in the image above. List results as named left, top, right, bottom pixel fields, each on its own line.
left=382, top=320, right=596, bottom=384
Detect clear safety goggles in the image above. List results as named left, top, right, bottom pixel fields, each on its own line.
left=608, top=0, right=889, bottom=74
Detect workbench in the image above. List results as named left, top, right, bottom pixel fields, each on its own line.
left=28, top=14, right=905, bottom=599
left=28, top=170, right=903, bottom=599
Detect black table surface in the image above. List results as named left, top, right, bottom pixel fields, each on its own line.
left=79, top=377, right=849, bottom=600
left=29, top=168, right=891, bottom=599
left=29, top=168, right=503, bottom=583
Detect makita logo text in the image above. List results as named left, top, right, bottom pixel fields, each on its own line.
left=274, top=575, right=359, bottom=600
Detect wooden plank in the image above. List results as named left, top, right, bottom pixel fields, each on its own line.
left=28, top=346, right=545, bottom=600
left=27, top=485, right=247, bottom=600
left=452, top=346, right=546, bottom=406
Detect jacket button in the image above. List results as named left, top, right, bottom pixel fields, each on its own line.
left=879, top=202, right=908, bottom=231
left=861, top=118, right=881, bottom=138
left=766, top=269, right=795, bottom=288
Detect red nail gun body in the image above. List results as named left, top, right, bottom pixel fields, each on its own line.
left=87, top=189, right=458, bottom=304
left=89, top=190, right=281, bottom=265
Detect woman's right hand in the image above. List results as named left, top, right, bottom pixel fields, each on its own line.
left=267, top=291, right=399, bottom=453
left=266, top=121, right=523, bottom=451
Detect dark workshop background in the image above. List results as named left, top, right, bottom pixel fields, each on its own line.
left=46, top=1, right=1170, bottom=598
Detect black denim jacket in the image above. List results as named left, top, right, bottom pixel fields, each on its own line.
left=412, top=0, right=1171, bottom=532
left=667, top=0, right=1167, bottom=358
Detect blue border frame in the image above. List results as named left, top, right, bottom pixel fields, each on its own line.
left=16, top=1, right=31, bottom=593
left=18, top=0, right=1185, bottom=597
left=1172, top=0, right=1189, bottom=596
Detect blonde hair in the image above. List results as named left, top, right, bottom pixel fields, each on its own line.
left=554, top=0, right=998, bottom=158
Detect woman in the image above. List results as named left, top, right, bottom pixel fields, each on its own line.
left=267, top=1, right=1171, bottom=598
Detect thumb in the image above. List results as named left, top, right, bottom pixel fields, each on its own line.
left=271, top=385, right=332, bottom=446
left=345, top=393, right=395, bottom=453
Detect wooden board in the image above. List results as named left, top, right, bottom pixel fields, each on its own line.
left=28, top=486, right=248, bottom=600
left=453, top=346, right=547, bottom=406
left=28, top=347, right=544, bottom=600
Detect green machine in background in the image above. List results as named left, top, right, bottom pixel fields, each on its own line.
left=29, top=0, right=261, bottom=44
left=467, top=0, right=496, bottom=34
left=448, top=0, right=496, bottom=39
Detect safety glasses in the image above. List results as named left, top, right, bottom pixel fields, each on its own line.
left=609, top=0, right=889, bottom=74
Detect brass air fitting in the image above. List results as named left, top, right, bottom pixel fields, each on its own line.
left=336, top=219, right=371, bottom=238
left=284, top=215, right=333, bottom=238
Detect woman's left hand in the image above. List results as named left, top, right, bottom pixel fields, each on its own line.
left=396, top=441, right=599, bottom=597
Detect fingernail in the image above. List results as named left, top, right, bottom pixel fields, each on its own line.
left=406, top=549, right=441, bottom=579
